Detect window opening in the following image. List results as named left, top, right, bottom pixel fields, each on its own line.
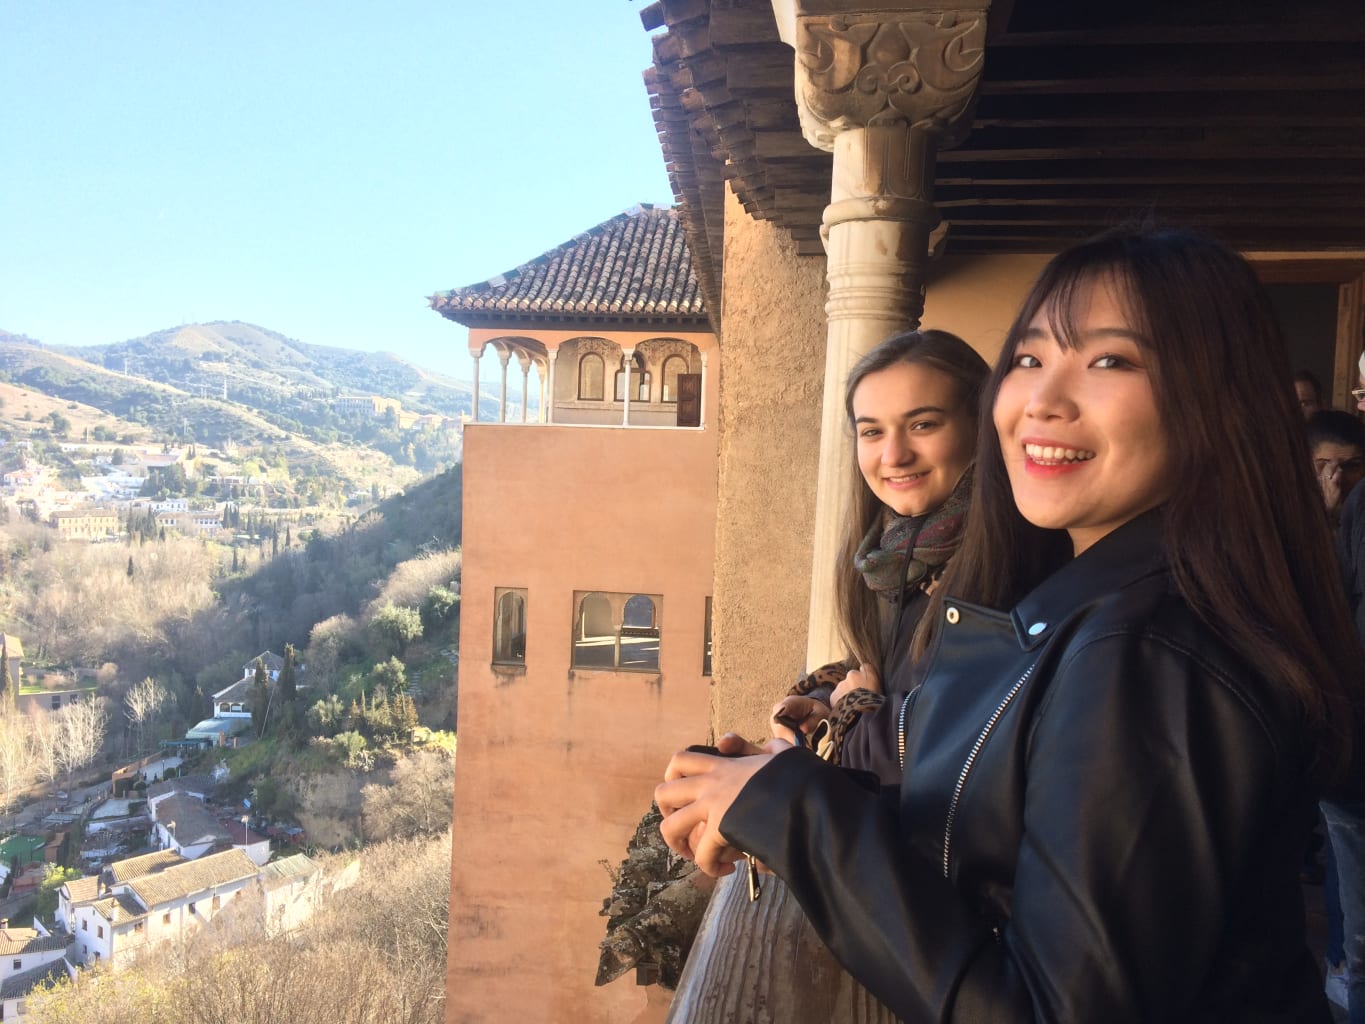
left=662, top=356, right=688, bottom=403
left=493, top=589, right=528, bottom=665
left=703, top=597, right=713, bottom=676
left=572, top=592, right=662, bottom=671
left=578, top=353, right=605, bottom=401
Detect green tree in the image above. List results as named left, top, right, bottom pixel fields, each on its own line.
left=420, top=585, right=460, bottom=635
left=35, top=865, right=79, bottom=920
left=371, top=656, right=406, bottom=695
left=250, top=659, right=270, bottom=737
left=0, top=646, right=9, bottom=712
left=279, top=644, right=298, bottom=703
left=308, top=694, right=345, bottom=737
left=368, top=603, right=422, bottom=657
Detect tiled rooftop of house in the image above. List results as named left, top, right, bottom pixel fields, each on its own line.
left=0, top=926, right=71, bottom=957
left=105, top=849, right=184, bottom=885
left=91, top=892, right=146, bottom=925
left=0, top=960, right=68, bottom=1000
left=61, top=875, right=100, bottom=904
left=155, top=794, right=230, bottom=849
left=259, top=853, right=318, bottom=887
left=146, top=775, right=215, bottom=802
left=223, top=819, right=268, bottom=847
left=125, top=848, right=258, bottom=909
left=430, top=205, right=707, bottom=326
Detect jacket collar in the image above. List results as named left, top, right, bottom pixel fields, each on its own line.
left=1010, top=509, right=1169, bottom=651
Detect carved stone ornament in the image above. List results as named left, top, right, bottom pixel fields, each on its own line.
left=563, top=336, right=622, bottom=361
left=795, top=10, right=987, bottom=151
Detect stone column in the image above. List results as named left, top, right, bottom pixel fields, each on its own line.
left=469, top=345, right=486, bottom=424
left=537, top=360, right=547, bottom=423
left=621, top=348, right=636, bottom=427
left=517, top=352, right=532, bottom=423
left=545, top=349, right=558, bottom=424
left=496, top=349, right=511, bottom=424
left=790, top=4, right=989, bottom=666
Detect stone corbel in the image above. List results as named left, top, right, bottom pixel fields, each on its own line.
left=792, top=6, right=989, bottom=155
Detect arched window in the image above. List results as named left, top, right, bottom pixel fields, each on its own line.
left=624, top=594, right=655, bottom=629
left=661, top=355, right=688, bottom=403
left=614, top=362, right=650, bottom=402
left=571, top=591, right=663, bottom=672
left=493, top=589, right=527, bottom=665
left=573, top=592, right=615, bottom=668
left=578, top=354, right=605, bottom=401
left=620, top=595, right=660, bottom=670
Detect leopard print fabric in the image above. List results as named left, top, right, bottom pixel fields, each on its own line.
left=786, top=564, right=949, bottom=766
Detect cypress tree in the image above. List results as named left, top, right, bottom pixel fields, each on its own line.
left=250, top=659, right=270, bottom=737
left=279, top=644, right=297, bottom=703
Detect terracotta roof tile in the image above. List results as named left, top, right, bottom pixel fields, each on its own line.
left=61, top=876, right=100, bottom=904
left=430, top=205, right=707, bottom=327
left=106, top=849, right=184, bottom=884
left=0, top=960, right=67, bottom=1000
left=155, top=794, right=230, bottom=849
left=92, top=892, right=145, bottom=925
left=259, top=853, right=319, bottom=888
left=125, top=849, right=258, bottom=909
left=0, top=927, right=71, bottom=957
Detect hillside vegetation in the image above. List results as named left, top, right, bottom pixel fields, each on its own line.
left=0, top=321, right=477, bottom=497
left=27, top=830, right=451, bottom=1024
left=0, top=463, right=462, bottom=734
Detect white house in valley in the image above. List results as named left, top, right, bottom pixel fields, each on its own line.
left=0, top=921, right=72, bottom=1021
left=59, top=848, right=260, bottom=967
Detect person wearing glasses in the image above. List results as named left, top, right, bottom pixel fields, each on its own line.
left=1310, top=410, right=1365, bottom=525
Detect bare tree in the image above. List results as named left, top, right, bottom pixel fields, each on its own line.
left=26, top=707, right=62, bottom=790
left=57, top=697, right=109, bottom=787
left=123, top=676, right=169, bottom=754
left=360, top=750, right=454, bottom=842
left=0, top=717, right=34, bottom=823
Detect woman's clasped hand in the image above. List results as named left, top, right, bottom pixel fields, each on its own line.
left=656, top=742, right=786, bottom=876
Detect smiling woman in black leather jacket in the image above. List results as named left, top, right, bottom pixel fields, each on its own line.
left=656, top=228, right=1363, bottom=1023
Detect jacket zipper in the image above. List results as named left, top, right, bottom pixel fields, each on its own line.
left=897, top=685, right=922, bottom=772
left=941, top=660, right=1037, bottom=879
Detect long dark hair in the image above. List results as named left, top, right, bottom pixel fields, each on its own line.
left=916, top=227, right=1360, bottom=783
left=835, top=329, right=989, bottom=668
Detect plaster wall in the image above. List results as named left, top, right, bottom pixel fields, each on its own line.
left=445, top=421, right=718, bottom=1024
left=709, top=186, right=829, bottom=742
left=921, top=253, right=1052, bottom=364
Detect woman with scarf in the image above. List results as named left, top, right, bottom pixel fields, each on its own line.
left=773, top=329, right=988, bottom=782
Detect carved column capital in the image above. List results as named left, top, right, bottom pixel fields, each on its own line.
left=793, top=8, right=988, bottom=153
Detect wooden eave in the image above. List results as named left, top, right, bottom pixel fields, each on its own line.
left=642, top=0, right=1365, bottom=296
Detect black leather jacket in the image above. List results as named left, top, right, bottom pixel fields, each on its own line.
left=721, top=513, right=1327, bottom=1023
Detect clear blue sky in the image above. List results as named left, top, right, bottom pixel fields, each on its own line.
left=0, top=1, right=674, bottom=383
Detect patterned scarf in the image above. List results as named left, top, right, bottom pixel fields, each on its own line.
left=853, top=466, right=974, bottom=597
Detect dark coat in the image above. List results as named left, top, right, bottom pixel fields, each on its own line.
left=721, top=513, right=1326, bottom=1023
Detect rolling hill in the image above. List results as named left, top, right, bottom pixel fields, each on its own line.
left=0, top=322, right=492, bottom=501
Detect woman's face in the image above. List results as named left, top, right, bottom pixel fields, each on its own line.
left=993, top=277, right=1172, bottom=556
left=852, top=361, right=977, bottom=517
